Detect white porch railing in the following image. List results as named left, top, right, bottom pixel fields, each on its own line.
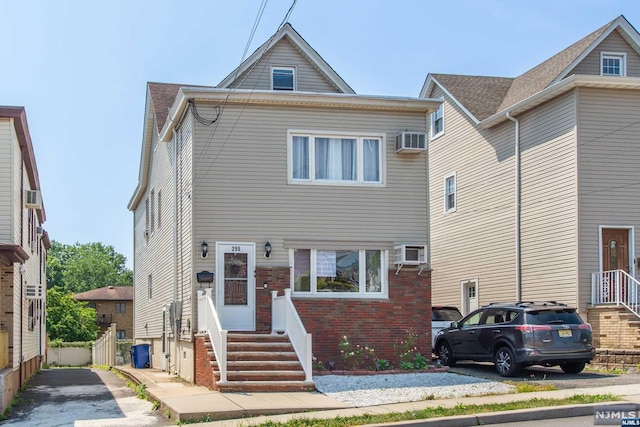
left=591, top=269, right=640, bottom=319
left=271, top=289, right=312, bottom=382
left=197, top=289, right=227, bottom=383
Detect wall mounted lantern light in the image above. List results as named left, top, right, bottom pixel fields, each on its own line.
left=201, top=241, right=208, bottom=259
left=264, top=241, right=272, bottom=259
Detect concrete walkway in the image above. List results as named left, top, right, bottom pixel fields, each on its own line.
left=114, top=365, right=640, bottom=426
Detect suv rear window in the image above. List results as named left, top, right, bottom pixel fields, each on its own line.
left=433, top=307, right=462, bottom=321
left=526, top=309, right=584, bottom=325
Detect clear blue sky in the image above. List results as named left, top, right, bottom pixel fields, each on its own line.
left=1, top=0, right=638, bottom=269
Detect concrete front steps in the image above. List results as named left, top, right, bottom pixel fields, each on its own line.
left=205, top=333, right=315, bottom=392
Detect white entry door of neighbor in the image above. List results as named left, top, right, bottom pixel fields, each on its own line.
left=461, top=279, right=479, bottom=315
left=216, top=242, right=256, bottom=331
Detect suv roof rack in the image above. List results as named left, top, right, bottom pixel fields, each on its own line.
left=515, top=301, right=568, bottom=307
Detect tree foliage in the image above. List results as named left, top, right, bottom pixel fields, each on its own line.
left=46, top=287, right=98, bottom=342
left=46, top=241, right=132, bottom=293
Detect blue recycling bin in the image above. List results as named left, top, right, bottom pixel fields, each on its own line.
left=131, top=344, right=150, bottom=368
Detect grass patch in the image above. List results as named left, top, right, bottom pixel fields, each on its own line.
left=250, top=394, right=620, bottom=427
left=508, top=381, right=558, bottom=393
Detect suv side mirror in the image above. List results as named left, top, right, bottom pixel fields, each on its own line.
left=451, top=321, right=458, bottom=329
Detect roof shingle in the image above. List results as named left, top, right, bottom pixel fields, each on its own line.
left=74, top=286, right=133, bottom=301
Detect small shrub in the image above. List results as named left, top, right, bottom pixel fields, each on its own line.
left=375, top=359, right=390, bottom=371
left=338, top=336, right=376, bottom=370
left=312, top=355, right=326, bottom=371
left=394, top=330, right=429, bottom=370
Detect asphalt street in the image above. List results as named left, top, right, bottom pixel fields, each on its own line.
left=2, top=368, right=171, bottom=426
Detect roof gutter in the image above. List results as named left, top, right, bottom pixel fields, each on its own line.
left=159, top=88, right=442, bottom=143
left=482, top=75, right=640, bottom=129
left=505, top=112, right=521, bottom=302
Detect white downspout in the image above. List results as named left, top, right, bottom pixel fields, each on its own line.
left=506, top=112, right=522, bottom=302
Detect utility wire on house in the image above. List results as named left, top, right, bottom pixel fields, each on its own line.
left=193, top=0, right=299, bottom=187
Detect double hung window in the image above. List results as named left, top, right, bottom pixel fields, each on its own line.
left=290, top=132, right=383, bottom=185
left=444, top=174, right=456, bottom=213
left=431, top=104, right=444, bottom=138
left=291, top=249, right=386, bottom=297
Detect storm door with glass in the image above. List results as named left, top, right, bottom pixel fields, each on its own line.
left=216, top=243, right=256, bottom=330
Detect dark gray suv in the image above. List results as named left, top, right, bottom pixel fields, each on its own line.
left=434, top=301, right=595, bottom=376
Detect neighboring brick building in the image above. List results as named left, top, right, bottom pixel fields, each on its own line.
left=74, top=286, right=133, bottom=340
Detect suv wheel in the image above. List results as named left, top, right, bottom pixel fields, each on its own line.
left=494, top=346, right=520, bottom=377
left=560, top=362, right=585, bottom=374
left=437, top=341, right=456, bottom=367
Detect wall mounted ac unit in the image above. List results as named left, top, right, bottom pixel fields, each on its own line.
left=36, top=226, right=44, bottom=236
left=24, top=190, right=42, bottom=210
left=393, top=245, right=427, bottom=265
left=396, top=132, right=427, bottom=153
left=26, top=283, right=45, bottom=300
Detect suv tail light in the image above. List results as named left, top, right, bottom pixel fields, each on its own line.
left=515, top=325, right=552, bottom=333
left=578, top=323, right=592, bottom=331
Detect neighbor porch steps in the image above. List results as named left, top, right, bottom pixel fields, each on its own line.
left=204, top=333, right=314, bottom=392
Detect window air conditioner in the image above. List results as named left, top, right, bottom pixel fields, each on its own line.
left=394, top=245, right=427, bottom=265
left=396, top=132, right=427, bottom=153
left=26, top=283, right=45, bottom=300
left=24, top=190, right=42, bottom=210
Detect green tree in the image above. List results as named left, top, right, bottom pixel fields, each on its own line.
left=46, top=287, right=98, bottom=342
left=46, top=241, right=132, bottom=293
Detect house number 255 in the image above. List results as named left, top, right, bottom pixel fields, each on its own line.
left=231, top=246, right=241, bottom=252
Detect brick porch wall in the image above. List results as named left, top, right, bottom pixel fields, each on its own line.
left=194, top=335, right=214, bottom=388
left=587, top=306, right=640, bottom=349
left=257, top=266, right=431, bottom=370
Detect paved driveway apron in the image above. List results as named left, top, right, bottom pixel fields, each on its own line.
left=450, top=362, right=640, bottom=388
left=3, top=368, right=170, bottom=426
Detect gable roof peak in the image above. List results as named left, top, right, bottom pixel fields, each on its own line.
left=498, top=15, right=639, bottom=110
left=217, top=23, right=354, bottom=94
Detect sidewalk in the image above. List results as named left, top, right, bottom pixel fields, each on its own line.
left=114, top=365, right=640, bottom=426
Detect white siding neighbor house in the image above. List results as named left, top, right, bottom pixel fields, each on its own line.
left=422, top=15, right=640, bottom=351
left=0, top=106, right=49, bottom=412
left=129, top=23, right=440, bottom=390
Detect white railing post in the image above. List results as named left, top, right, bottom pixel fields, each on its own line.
left=197, top=288, right=227, bottom=383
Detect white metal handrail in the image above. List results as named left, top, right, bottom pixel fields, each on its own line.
left=271, top=289, right=312, bottom=382
left=197, top=289, right=227, bottom=383
left=591, top=269, right=640, bottom=319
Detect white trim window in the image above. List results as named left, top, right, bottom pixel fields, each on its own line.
left=272, top=66, right=296, bottom=91
left=601, top=52, right=626, bottom=76
left=289, top=131, right=384, bottom=185
left=290, top=249, right=387, bottom=298
left=431, top=103, right=444, bottom=139
left=444, top=173, right=456, bottom=213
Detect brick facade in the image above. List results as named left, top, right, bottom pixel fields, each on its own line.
left=257, top=266, right=432, bottom=370
left=194, top=335, right=214, bottom=388
left=587, top=306, right=640, bottom=350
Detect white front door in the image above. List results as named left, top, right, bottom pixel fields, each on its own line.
left=461, top=279, right=479, bottom=315
left=216, top=242, right=256, bottom=331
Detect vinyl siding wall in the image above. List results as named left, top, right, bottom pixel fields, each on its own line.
left=0, top=119, right=13, bottom=243
left=429, top=88, right=579, bottom=311
left=428, top=86, right=516, bottom=311
left=133, top=121, right=179, bottom=340
left=568, top=29, right=640, bottom=77
left=191, top=101, right=429, bottom=286
left=577, top=87, right=640, bottom=308
left=227, top=37, right=341, bottom=93
left=519, top=91, right=579, bottom=305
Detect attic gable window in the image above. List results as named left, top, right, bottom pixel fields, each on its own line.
left=601, top=52, right=626, bottom=76
left=272, top=67, right=295, bottom=91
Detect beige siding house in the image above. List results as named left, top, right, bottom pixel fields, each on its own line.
left=129, top=23, right=440, bottom=389
left=422, top=15, right=640, bottom=350
left=0, top=107, right=49, bottom=412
